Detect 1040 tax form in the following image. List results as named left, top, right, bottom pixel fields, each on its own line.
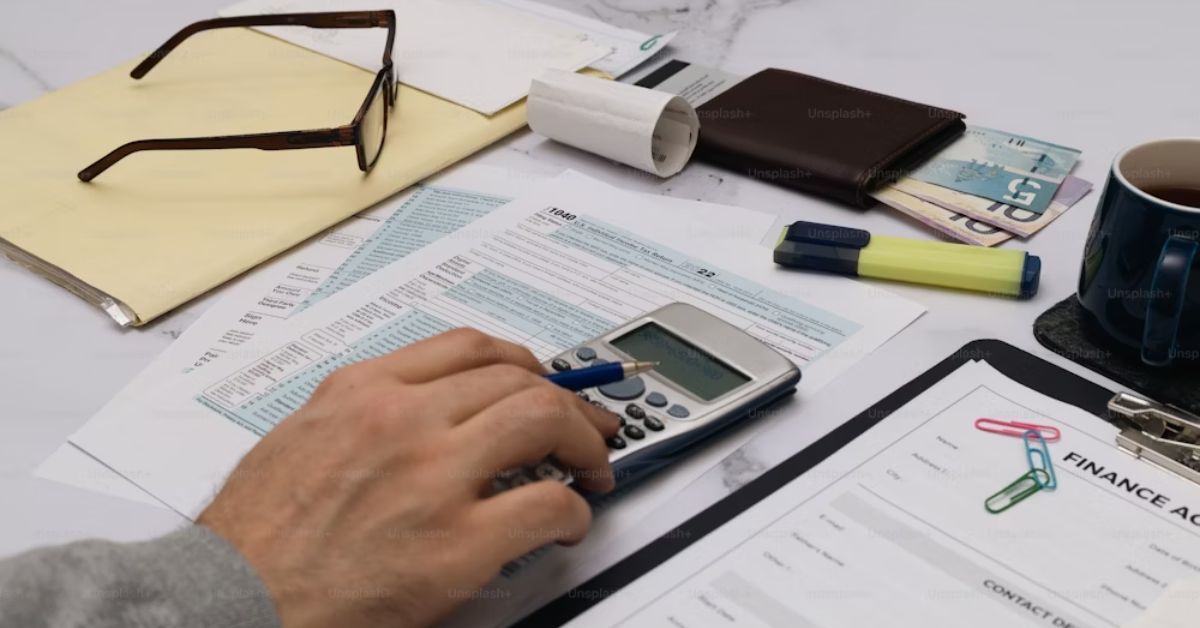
left=39, top=164, right=771, bottom=507
left=65, top=170, right=924, bottom=520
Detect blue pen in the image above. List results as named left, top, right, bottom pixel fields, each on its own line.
left=546, top=361, right=658, bottom=391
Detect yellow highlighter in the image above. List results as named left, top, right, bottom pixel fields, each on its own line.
left=773, top=222, right=1041, bottom=298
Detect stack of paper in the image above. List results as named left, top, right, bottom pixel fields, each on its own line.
left=219, top=0, right=612, bottom=114
left=41, top=169, right=924, bottom=523
left=35, top=168, right=924, bottom=628
left=478, top=0, right=676, bottom=77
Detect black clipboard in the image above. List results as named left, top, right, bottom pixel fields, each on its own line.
left=517, top=339, right=1118, bottom=627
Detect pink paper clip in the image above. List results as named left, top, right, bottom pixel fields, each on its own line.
left=974, top=418, right=1061, bottom=443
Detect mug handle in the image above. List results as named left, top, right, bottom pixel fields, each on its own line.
left=1142, top=236, right=1198, bottom=366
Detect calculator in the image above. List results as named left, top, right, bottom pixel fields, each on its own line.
left=499, top=302, right=801, bottom=491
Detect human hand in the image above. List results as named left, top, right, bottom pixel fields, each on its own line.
left=198, top=329, right=620, bottom=628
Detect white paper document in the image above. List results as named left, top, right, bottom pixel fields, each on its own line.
left=569, top=362, right=1200, bottom=627
left=637, top=59, right=744, bottom=108
left=218, top=0, right=609, bottom=115
left=480, top=0, right=676, bottom=77
left=67, top=171, right=923, bottom=522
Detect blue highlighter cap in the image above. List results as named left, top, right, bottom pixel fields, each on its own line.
left=1020, top=255, right=1042, bottom=299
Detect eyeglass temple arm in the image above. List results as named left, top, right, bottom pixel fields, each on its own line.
left=130, top=10, right=397, bottom=79
left=78, top=127, right=357, bottom=182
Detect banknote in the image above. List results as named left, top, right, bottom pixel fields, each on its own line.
left=909, top=126, right=1082, bottom=214
left=889, top=175, right=1093, bottom=238
left=870, top=187, right=1013, bottom=247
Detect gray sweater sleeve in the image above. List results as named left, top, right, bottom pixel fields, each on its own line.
left=0, top=526, right=281, bottom=628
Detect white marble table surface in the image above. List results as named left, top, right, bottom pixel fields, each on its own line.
left=2, top=0, right=1199, bottom=564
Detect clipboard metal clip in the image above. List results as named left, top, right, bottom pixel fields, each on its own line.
left=1110, top=392, right=1200, bottom=484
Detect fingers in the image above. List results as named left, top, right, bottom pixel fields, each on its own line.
left=468, top=480, right=593, bottom=565
left=419, top=364, right=622, bottom=431
left=365, top=328, right=544, bottom=383
left=451, top=385, right=616, bottom=493
left=578, top=398, right=622, bottom=439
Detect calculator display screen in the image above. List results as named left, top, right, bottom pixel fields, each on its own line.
left=611, top=323, right=750, bottom=401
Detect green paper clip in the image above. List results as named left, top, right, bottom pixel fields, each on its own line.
left=985, top=469, right=1051, bottom=514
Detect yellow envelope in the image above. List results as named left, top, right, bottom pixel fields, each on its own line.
left=0, top=28, right=526, bottom=325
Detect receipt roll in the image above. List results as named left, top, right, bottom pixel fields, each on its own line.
left=527, top=69, right=700, bottom=178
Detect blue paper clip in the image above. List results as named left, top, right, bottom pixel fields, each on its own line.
left=1023, top=430, right=1057, bottom=490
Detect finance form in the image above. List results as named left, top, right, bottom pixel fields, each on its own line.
left=572, top=362, right=1200, bottom=627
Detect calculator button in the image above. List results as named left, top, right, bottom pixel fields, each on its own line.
left=575, top=347, right=597, bottom=361
left=597, top=376, right=645, bottom=401
left=625, top=404, right=646, bottom=420
left=606, top=435, right=627, bottom=450
left=645, top=392, right=668, bottom=407
left=666, top=404, right=691, bottom=419
left=623, top=425, right=645, bottom=440
left=551, top=358, right=572, bottom=372
left=643, top=415, right=664, bottom=431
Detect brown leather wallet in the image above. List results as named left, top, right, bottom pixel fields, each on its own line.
left=694, top=68, right=965, bottom=208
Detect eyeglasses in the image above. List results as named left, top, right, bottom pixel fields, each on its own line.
left=78, top=11, right=397, bottom=182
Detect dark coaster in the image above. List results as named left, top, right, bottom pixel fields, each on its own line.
left=1034, top=295, right=1200, bottom=416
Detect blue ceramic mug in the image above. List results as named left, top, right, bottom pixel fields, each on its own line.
left=1078, top=138, right=1200, bottom=366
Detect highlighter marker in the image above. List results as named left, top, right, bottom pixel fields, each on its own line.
left=773, top=222, right=1041, bottom=298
